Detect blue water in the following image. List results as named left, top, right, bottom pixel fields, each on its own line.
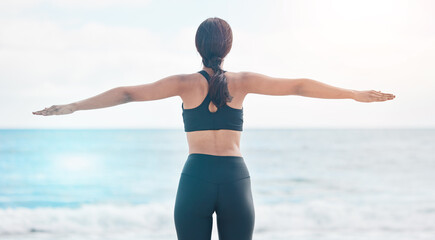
left=0, top=129, right=188, bottom=208
left=1, top=129, right=434, bottom=240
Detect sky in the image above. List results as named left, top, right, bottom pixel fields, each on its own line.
left=0, top=0, right=434, bottom=129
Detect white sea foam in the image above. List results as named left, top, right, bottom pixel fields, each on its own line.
left=0, top=202, right=175, bottom=240
left=1, top=200, right=434, bottom=240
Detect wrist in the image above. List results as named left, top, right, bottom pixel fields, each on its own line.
left=69, top=102, right=79, bottom=112
left=349, top=90, right=358, bottom=100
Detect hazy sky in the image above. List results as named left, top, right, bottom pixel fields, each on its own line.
left=1, top=0, right=434, bottom=129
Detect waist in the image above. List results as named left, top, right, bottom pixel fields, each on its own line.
left=181, top=153, right=250, bottom=184
left=186, top=130, right=242, bottom=156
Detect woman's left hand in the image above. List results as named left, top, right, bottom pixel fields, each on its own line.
left=33, top=104, right=76, bottom=116
left=353, top=90, right=395, bottom=103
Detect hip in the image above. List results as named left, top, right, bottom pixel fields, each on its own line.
left=181, top=153, right=250, bottom=184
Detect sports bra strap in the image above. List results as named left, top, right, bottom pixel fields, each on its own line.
left=198, top=70, right=210, bottom=81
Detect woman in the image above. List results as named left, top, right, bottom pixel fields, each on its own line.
left=33, top=17, right=395, bottom=240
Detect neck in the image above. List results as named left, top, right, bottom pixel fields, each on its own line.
left=202, top=65, right=223, bottom=76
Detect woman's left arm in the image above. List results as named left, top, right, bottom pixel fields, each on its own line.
left=298, top=78, right=395, bottom=102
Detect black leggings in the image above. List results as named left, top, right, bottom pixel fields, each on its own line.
left=174, top=153, right=255, bottom=240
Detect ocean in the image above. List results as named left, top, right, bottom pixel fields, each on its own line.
left=0, top=129, right=434, bottom=240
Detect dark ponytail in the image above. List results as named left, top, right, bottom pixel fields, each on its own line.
left=195, top=17, right=233, bottom=108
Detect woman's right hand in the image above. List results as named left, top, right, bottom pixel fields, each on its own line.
left=32, top=104, right=76, bottom=116
left=352, top=90, right=395, bottom=103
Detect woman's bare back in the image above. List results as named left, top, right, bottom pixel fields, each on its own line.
left=180, top=68, right=246, bottom=157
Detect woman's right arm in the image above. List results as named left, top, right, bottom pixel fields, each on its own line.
left=240, top=72, right=395, bottom=102
left=33, top=74, right=186, bottom=116
left=72, top=87, right=131, bottom=111
left=32, top=86, right=129, bottom=116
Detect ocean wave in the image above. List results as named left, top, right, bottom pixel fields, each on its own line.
left=1, top=200, right=435, bottom=240
left=0, top=202, right=174, bottom=236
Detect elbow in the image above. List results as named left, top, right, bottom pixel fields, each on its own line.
left=295, top=78, right=309, bottom=95
left=119, top=87, right=134, bottom=103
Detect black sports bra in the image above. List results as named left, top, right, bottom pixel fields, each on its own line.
left=182, top=70, right=244, bottom=132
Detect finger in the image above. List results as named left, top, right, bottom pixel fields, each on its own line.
left=373, top=92, right=395, bottom=100
left=36, top=110, right=48, bottom=115
left=378, top=91, right=394, bottom=96
left=369, top=92, right=381, bottom=99
left=371, top=91, right=384, bottom=97
left=382, top=93, right=395, bottom=98
left=376, top=91, right=395, bottom=98
left=369, top=94, right=383, bottom=101
left=376, top=94, right=389, bottom=100
left=376, top=96, right=393, bottom=101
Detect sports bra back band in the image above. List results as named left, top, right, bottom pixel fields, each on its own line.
left=181, top=70, right=244, bottom=132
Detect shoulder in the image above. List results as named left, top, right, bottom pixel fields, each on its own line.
left=175, top=72, right=210, bottom=97
left=223, top=71, right=264, bottom=93
left=176, top=72, right=204, bottom=87
left=224, top=71, right=303, bottom=95
left=224, top=71, right=265, bottom=82
left=222, top=71, right=252, bottom=83
left=163, top=72, right=199, bottom=89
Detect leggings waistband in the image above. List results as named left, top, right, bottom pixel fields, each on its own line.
left=188, top=153, right=244, bottom=160
left=181, top=153, right=250, bottom=184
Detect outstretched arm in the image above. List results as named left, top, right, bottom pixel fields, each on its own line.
left=241, top=72, right=395, bottom=102
left=33, top=74, right=185, bottom=116
left=297, top=78, right=395, bottom=102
